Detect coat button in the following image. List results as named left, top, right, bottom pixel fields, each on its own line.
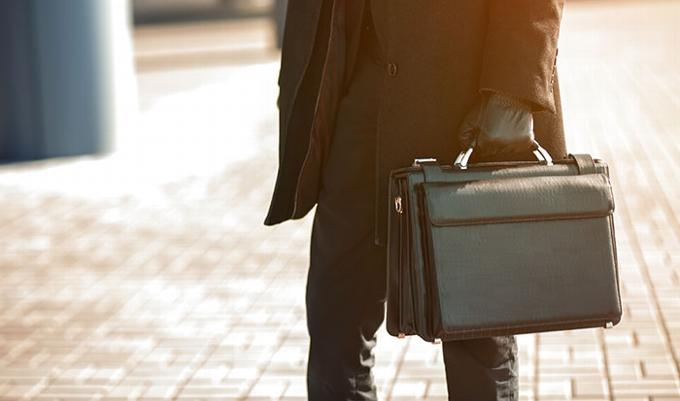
left=387, top=63, right=398, bottom=76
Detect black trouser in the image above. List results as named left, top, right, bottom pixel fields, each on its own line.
left=305, top=11, right=518, bottom=401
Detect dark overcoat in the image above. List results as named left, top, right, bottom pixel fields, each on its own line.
left=264, top=0, right=567, bottom=245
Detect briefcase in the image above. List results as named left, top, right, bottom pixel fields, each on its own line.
left=386, top=144, right=622, bottom=342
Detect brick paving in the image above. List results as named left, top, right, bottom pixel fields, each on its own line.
left=1, top=1, right=679, bottom=400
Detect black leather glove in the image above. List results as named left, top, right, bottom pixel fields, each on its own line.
left=458, top=91, right=537, bottom=160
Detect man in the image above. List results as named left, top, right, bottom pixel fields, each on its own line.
left=265, top=1, right=566, bottom=399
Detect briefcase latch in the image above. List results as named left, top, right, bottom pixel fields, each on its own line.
left=394, top=196, right=403, bottom=214
left=605, top=321, right=614, bottom=329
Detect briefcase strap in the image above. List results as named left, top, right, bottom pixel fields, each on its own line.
left=568, top=153, right=596, bottom=175
left=420, top=160, right=442, bottom=182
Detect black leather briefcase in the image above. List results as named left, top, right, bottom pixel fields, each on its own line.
left=386, top=144, right=623, bottom=342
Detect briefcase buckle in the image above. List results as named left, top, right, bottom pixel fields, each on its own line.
left=394, top=196, right=403, bottom=214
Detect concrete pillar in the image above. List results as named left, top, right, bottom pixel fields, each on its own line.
left=0, top=0, right=137, bottom=160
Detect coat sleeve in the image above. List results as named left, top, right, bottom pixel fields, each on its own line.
left=479, top=0, right=564, bottom=112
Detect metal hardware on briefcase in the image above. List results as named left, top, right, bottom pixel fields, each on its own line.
left=386, top=143, right=622, bottom=342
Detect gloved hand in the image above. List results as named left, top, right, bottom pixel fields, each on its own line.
left=458, top=91, right=537, bottom=160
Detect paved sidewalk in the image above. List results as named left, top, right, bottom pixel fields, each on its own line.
left=1, top=1, right=679, bottom=400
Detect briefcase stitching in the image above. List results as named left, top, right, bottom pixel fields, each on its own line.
left=428, top=211, right=615, bottom=227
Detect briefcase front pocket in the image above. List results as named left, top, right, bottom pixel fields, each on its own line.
left=419, top=173, right=622, bottom=340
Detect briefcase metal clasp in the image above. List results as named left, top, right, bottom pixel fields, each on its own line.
left=394, top=196, right=403, bottom=214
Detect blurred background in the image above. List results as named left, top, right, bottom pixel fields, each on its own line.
left=0, top=0, right=678, bottom=400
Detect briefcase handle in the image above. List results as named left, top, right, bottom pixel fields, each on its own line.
left=453, top=139, right=554, bottom=170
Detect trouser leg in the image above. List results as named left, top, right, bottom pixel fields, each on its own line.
left=443, top=335, right=519, bottom=401
left=305, top=10, right=386, bottom=401
left=306, top=211, right=386, bottom=401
